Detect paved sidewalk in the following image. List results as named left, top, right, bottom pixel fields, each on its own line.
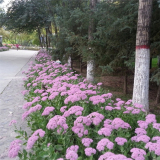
left=0, top=51, right=37, bottom=160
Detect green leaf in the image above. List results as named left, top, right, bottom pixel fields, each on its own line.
left=156, top=157, right=160, bottom=160
left=55, top=145, right=63, bottom=151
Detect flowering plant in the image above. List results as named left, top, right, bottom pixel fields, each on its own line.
left=9, top=50, right=160, bottom=160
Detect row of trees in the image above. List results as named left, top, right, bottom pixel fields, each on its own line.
left=0, top=0, right=160, bottom=111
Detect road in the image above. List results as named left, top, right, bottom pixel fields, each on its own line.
left=0, top=49, right=37, bottom=159
left=0, top=49, right=36, bottom=94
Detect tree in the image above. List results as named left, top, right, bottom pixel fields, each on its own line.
left=87, top=0, right=97, bottom=82
left=132, top=0, right=153, bottom=111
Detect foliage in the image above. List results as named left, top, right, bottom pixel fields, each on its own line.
left=2, top=0, right=160, bottom=73
left=0, top=28, right=39, bottom=46
left=0, top=46, right=9, bottom=51
left=9, top=51, right=160, bottom=160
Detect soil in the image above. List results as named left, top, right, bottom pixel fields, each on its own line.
left=72, top=61, right=160, bottom=115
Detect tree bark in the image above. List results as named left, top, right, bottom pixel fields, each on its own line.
left=158, top=56, right=160, bottom=68
left=38, top=28, right=43, bottom=48
left=68, top=55, right=72, bottom=68
left=45, top=28, right=48, bottom=50
left=132, top=0, right=153, bottom=111
left=123, top=70, right=127, bottom=95
left=156, top=84, right=160, bottom=104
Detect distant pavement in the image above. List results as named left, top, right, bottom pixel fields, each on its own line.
left=0, top=49, right=37, bottom=159
left=0, top=49, right=37, bottom=94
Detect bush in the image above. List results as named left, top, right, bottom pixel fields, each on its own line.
left=0, top=46, right=9, bottom=51
left=9, top=51, right=160, bottom=160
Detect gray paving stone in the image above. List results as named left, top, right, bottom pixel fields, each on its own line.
left=0, top=51, right=37, bottom=160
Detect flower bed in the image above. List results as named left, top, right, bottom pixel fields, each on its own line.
left=9, top=50, right=160, bottom=160
left=0, top=46, right=9, bottom=51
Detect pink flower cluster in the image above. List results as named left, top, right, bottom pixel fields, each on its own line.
left=131, top=135, right=150, bottom=143
left=98, top=127, right=112, bottom=136
left=98, top=152, right=132, bottom=160
left=8, top=140, right=22, bottom=158
left=89, top=95, right=105, bottom=105
left=87, top=112, right=104, bottom=125
left=72, top=116, right=90, bottom=137
left=84, top=147, right=96, bottom=156
left=63, top=106, right=84, bottom=117
left=130, top=148, right=146, bottom=160
left=64, top=92, right=87, bottom=104
left=42, top=106, right=55, bottom=116
left=115, top=137, right=127, bottom=146
left=22, top=104, right=42, bottom=120
left=60, top=106, right=67, bottom=113
left=27, top=129, right=45, bottom=149
left=47, top=115, right=68, bottom=133
left=104, top=118, right=131, bottom=130
left=9, top=120, right=17, bottom=126
left=96, top=138, right=114, bottom=151
left=145, top=136, right=160, bottom=156
left=81, top=138, right=93, bottom=147
left=66, top=145, right=79, bottom=160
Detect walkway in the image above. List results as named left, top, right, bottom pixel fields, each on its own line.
left=0, top=49, right=37, bottom=159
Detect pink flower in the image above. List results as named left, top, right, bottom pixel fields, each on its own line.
left=111, top=118, right=131, bottom=130
left=27, top=83, right=31, bottom=87
left=105, top=106, right=113, bottom=111
left=145, top=114, right=157, bottom=124
left=98, top=152, right=115, bottom=160
left=60, top=106, right=67, bottom=113
left=115, top=137, right=127, bottom=146
left=32, top=129, right=45, bottom=138
left=26, top=136, right=39, bottom=149
left=42, top=107, right=55, bottom=116
left=81, top=138, right=93, bottom=147
left=135, top=128, right=147, bottom=136
left=85, top=147, right=96, bottom=156
left=66, top=145, right=79, bottom=160
left=87, top=112, right=104, bottom=126
left=137, top=120, right=148, bottom=129
left=97, top=138, right=114, bottom=151
left=131, top=135, right=150, bottom=143
left=98, top=128, right=112, bottom=136
left=145, top=142, right=160, bottom=156
left=9, top=120, right=17, bottom=126
left=89, top=95, right=105, bottom=104
left=47, top=143, right=51, bottom=147
left=132, top=109, right=140, bottom=114
left=153, top=123, right=160, bottom=130
left=130, top=148, right=146, bottom=160
left=66, top=151, right=78, bottom=160
left=47, top=115, right=68, bottom=133
left=8, top=140, right=22, bottom=158
left=63, top=106, right=83, bottom=117
left=41, top=96, right=48, bottom=101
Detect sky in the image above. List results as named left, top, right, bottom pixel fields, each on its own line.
left=1, top=0, right=13, bottom=11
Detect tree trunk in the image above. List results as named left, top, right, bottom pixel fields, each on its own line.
left=156, top=84, right=160, bottom=104
left=158, top=56, right=160, bottom=68
left=86, top=0, right=96, bottom=82
left=132, top=0, right=153, bottom=111
left=38, top=28, right=43, bottom=48
left=150, top=57, right=152, bottom=69
left=124, top=70, right=127, bottom=95
left=87, top=60, right=94, bottom=82
left=68, top=55, right=72, bottom=68
left=45, top=28, right=48, bottom=50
